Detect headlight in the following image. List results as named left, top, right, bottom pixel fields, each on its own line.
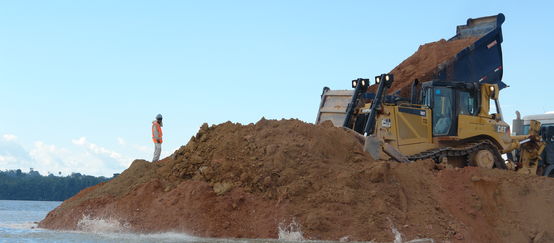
left=375, top=76, right=381, bottom=84
left=489, top=86, right=495, bottom=92
left=352, top=80, right=357, bottom=88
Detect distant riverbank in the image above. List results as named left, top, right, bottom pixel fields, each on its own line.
left=0, top=169, right=110, bottom=201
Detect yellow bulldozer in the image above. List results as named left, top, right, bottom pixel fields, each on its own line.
left=316, top=13, right=545, bottom=175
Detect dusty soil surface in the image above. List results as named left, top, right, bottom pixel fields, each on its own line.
left=369, top=38, right=478, bottom=97
left=39, top=119, right=554, bottom=242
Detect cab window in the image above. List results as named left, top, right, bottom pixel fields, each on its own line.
left=458, top=91, right=477, bottom=115
left=433, top=87, right=453, bottom=136
left=422, top=88, right=432, bottom=107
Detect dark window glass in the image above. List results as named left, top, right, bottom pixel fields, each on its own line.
left=458, top=91, right=477, bottom=115
left=422, top=88, right=432, bottom=107
left=433, top=87, right=453, bottom=136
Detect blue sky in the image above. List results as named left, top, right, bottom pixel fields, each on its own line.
left=1, top=1, right=553, bottom=176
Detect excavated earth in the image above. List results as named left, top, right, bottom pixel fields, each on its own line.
left=40, top=119, right=554, bottom=242
left=369, top=37, right=478, bottom=97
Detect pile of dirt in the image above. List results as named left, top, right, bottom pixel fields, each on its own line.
left=39, top=119, right=554, bottom=242
left=369, top=38, right=478, bottom=97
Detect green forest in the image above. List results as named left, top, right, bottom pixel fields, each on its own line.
left=0, top=169, right=111, bottom=201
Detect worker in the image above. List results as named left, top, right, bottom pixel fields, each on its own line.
left=152, top=114, right=163, bottom=162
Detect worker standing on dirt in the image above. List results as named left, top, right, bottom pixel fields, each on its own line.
left=152, top=114, right=163, bottom=162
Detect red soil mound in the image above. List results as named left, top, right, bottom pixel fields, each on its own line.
left=369, top=38, right=478, bottom=97
left=39, top=119, right=554, bottom=242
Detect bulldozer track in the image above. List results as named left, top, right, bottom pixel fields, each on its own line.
left=407, top=140, right=506, bottom=169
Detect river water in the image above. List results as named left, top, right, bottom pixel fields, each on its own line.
left=0, top=200, right=310, bottom=243
left=0, top=200, right=432, bottom=243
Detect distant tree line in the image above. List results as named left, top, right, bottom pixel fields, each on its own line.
left=0, top=169, right=111, bottom=201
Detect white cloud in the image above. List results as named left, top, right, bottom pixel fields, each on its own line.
left=115, top=137, right=153, bottom=158
left=71, top=137, right=130, bottom=168
left=0, top=135, right=138, bottom=177
left=31, top=138, right=132, bottom=176
left=0, top=132, right=174, bottom=177
left=0, top=155, right=17, bottom=164
left=0, top=138, right=32, bottom=164
left=72, top=137, right=87, bottom=145
left=29, top=141, right=72, bottom=170
left=3, top=134, right=17, bottom=141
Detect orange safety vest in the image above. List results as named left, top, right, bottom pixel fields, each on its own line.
left=152, top=121, right=163, bottom=143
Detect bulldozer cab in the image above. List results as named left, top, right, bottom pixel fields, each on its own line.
left=420, top=81, right=481, bottom=137
left=355, top=75, right=513, bottom=164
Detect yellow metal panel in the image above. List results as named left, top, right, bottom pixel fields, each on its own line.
left=383, top=105, right=436, bottom=156
left=457, top=114, right=512, bottom=151
left=395, top=106, right=432, bottom=145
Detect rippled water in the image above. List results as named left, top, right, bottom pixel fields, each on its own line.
left=0, top=200, right=310, bottom=243
left=0, top=200, right=432, bottom=243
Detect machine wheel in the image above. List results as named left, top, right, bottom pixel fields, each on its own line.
left=469, top=149, right=495, bottom=169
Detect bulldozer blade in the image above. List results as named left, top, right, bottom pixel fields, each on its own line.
left=383, top=143, right=411, bottom=163
left=364, top=135, right=411, bottom=163
left=364, top=135, right=382, bottom=160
